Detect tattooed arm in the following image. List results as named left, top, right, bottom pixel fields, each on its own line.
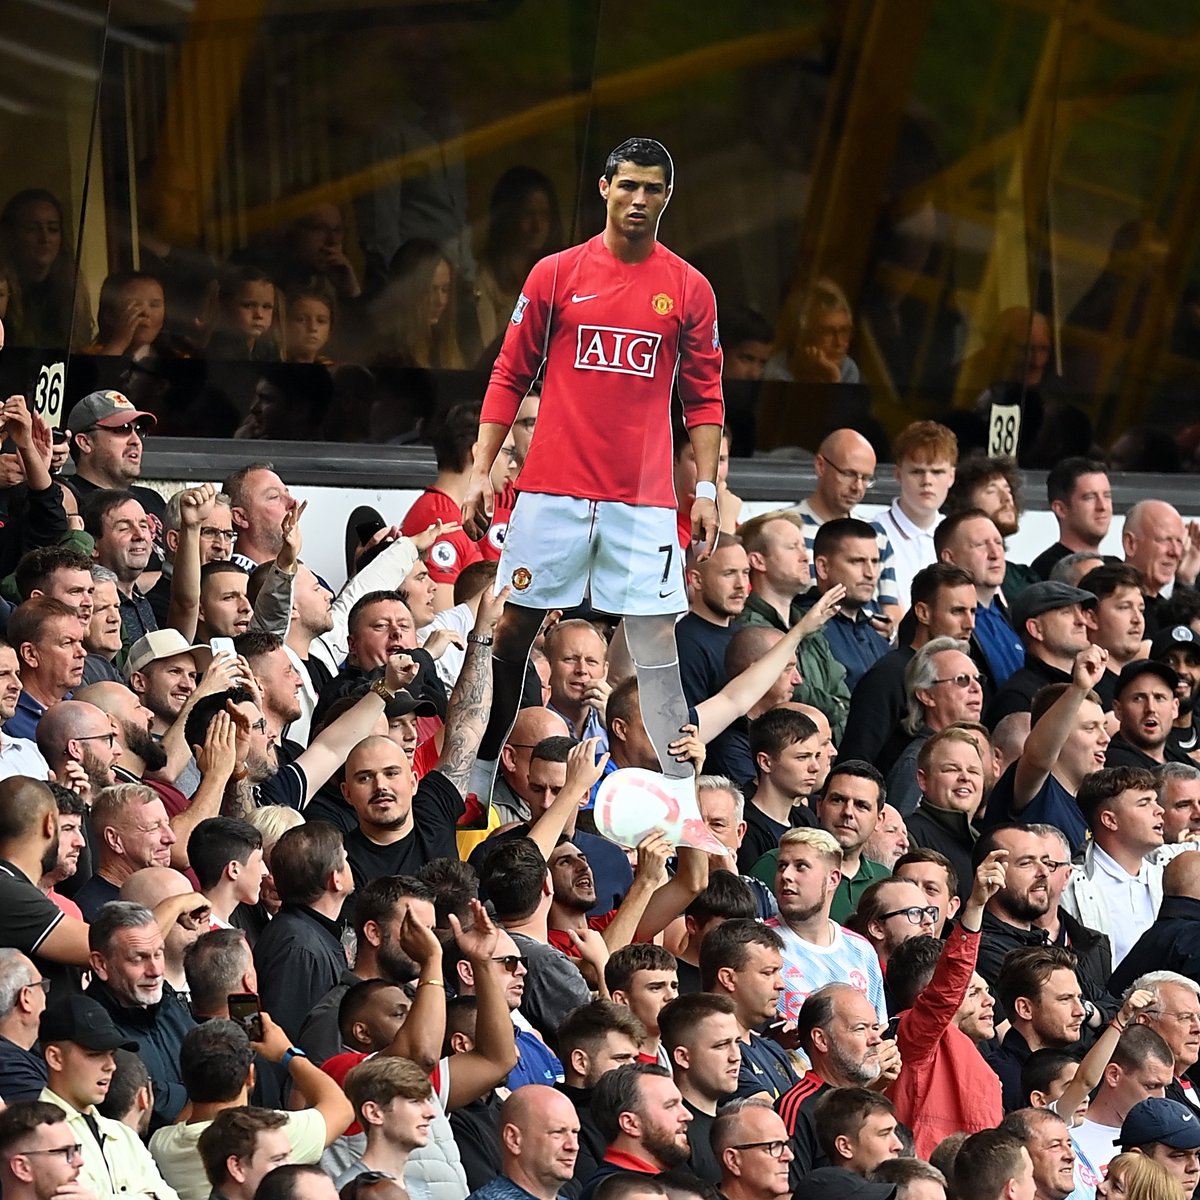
left=436, top=586, right=509, bottom=796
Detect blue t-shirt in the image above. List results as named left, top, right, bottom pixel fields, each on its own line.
left=508, top=1026, right=562, bottom=1089
left=985, top=761, right=1088, bottom=853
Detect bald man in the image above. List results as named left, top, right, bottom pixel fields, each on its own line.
left=119, top=866, right=201, bottom=995
left=494, top=706, right=571, bottom=825
left=34, top=699, right=122, bottom=794
left=75, top=683, right=168, bottom=781
left=1123, top=501, right=1192, bottom=635
left=0, top=777, right=92, bottom=992
left=340, top=734, right=465, bottom=887
left=1109, top=850, right=1200, bottom=995
left=478, top=1084, right=581, bottom=1200
left=792, top=429, right=900, bottom=622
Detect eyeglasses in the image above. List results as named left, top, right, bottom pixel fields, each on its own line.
left=818, top=454, right=875, bottom=489
left=250, top=719, right=267, bottom=734
left=200, top=528, right=235, bottom=542
left=492, top=955, right=528, bottom=973
left=932, top=673, right=986, bottom=689
left=880, top=905, right=940, bottom=925
left=72, top=732, right=116, bottom=749
left=18, top=1145, right=83, bottom=1162
left=1040, top=857, right=1071, bottom=871
left=23, top=978, right=50, bottom=995
left=1145, top=1009, right=1200, bottom=1026
left=731, top=1141, right=789, bottom=1159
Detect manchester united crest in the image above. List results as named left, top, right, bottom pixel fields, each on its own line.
left=511, top=567, right=532, bottom=591
left=651, top=293, right=674, bottom=316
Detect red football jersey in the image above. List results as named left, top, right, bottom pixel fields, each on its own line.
left=482, top=235, right=724, bottom=508
left=401, top=487, right=483, bottom=583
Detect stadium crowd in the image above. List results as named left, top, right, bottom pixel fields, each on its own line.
left=0, top=139, right=1198, bottom=1200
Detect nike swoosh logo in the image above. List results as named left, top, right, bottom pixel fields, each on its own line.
left=571, top=293, right=598, bottom=303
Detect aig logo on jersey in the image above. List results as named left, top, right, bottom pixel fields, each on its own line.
left=575, top=325, right=662, bottom=378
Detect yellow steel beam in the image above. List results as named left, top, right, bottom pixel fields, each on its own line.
left=151, top=0, right=267, bottom=245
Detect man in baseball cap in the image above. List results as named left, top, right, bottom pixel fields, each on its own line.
left=1106, top=658, right=1190, bottom=770
left=64, top=390, right=166, bottom=564
left=987, top=581, right=1097, bottom=727
left=1118, top=1097, right=1200, bottom=1195
left=39, top=994, right=179, bottom=1200
left=1152, top=625, right=1200, bottom=760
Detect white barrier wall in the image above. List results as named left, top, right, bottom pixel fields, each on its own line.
left=150, top=478, right=1141, bottom=598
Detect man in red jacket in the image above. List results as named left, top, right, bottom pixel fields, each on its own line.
left=885, top=849, right=1009, bottom=1158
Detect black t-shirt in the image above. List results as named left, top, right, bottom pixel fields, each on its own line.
left=343, top=769, right=464, bottom=887
left=74, top=873, right=120, bottom=921
left=675, top=957, right=703, bottom=996
left=0, top=860, right=76, bottom=998
left=675, top=612, right=735, bottom=707
left=255, top=761, right=308, bottom=811
left=684, top=1102, right=720, bottom=1184
left=1030, top=541, right=1071, bottom=580
left=737, top=800, right=816, bottom=874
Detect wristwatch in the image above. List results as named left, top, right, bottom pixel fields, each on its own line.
left=369, top=677, right=396, bottom=702
left=282, top=1046, right=308, bottom=1067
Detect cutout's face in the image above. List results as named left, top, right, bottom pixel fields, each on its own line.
left=599, top=162, right=670, bottom=242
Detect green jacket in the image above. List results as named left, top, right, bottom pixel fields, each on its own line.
left=738, top=593, right=851, bottom=740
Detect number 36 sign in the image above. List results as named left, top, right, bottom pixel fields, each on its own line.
left=32, top=362, right=65, bottom=430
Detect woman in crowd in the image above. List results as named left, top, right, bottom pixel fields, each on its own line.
left=0, top=187, right=93, bottom=349
left=475, top=165, right=563, bottom=347
left=372, top=238, right=465, bottom=369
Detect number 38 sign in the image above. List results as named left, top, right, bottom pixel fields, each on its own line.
left=32, top=362, right=65, bottom=430
left=988, top=402, right=1021, bottom=459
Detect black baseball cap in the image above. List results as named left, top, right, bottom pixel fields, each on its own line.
left=40, top=995, right=139, bottom=1052
left=384, top=688, right=437, bottom=720
left=1151, top=625, right=1200, bottom=664
left=1114, top=658, right=1180, bottom=700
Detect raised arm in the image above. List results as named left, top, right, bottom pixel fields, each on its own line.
left=526, top=738, right=608, bottom=860
left=5, top=396, right=52, bottom=495
left=696, top=585, right=846, bottom=738
left=443, top=900, right=518, bottom=1109
left=156, top=652, right=243, bottom=783
left=435, top=585, right=508, bottom=796
left=294, top=652, right=419, bottom=793
left=254, top=1013, right=354, bottom=1145
left=166, top=484, right=217, bottom=640
left=167, top=711, right=238, bottom=866
left=250, top=501, right=305, bottom=637
left=1013, top=645, right=1107, bottom=809
left=1054, top=988, right=1154, bottom=1122
left=376, top=910, right=446, bottom=1075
